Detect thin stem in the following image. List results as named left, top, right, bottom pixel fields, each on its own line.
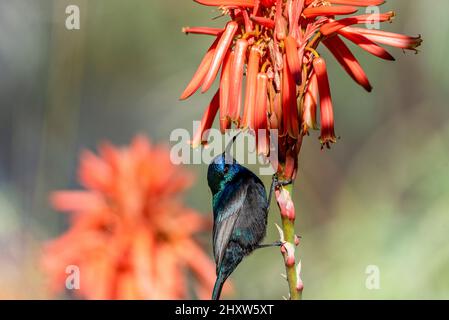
left=277, top=183, right=302, bottom=300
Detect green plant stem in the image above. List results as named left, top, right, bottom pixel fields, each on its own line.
left=278, top=183, right=302, bottom=300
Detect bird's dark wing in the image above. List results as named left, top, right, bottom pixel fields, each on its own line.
left=212, top=179, right=249, bottom=269
left=232, top=176, right=268, bottom=247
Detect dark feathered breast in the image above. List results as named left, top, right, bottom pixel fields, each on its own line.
left=212, top=170, right=268, bottom=271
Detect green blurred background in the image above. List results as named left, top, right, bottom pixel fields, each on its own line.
left=0, top=0, right=448, bottom=299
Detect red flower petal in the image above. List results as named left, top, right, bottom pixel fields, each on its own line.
left=284, top=36, right=301, bottom=84
left=228, top=39, right=248, bottom=123
left=180, top=38, right=219, bottom=100
left=182, top=26, right=224, bottom=36
left=273, top=91, right=284, bottom=135
left=202, top=21, right=238, bottom=93
left=250, top=15, right=275, bottom=29
left=274, top=0, right=287, bottom=41
left=282, top=54, right=300, bottom=139
left=306, top=0, right=385, bottom=6
left=51, top=191, right=105, bottom=213
left=219, top=51, right=233, bottom=133
left=313, top=57, right=337, bottom=148
left=320, top=11, right=395, bottom=36
left=254, top=73, right=269, bottom=155
left=338, top=28, right=395, bottom=61
left=343, top=27, right=423, bottom=50
left=303, top=5, right=358, bottom=19
left=191, top=91, right=220, bottom=147
left=302, top=72, right=318, bottom=134
left=242, top=46, right=260, bottom=129
left=324, top=35, right=372, bottom=92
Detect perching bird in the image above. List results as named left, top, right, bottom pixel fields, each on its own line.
left=207, top=134, right=283, bottom=300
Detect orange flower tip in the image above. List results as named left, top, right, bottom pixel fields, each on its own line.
left=194, top=0, right=256, bottom=8
left=411, top=35, right=423, bottom=52
left=188, top=139, right=205, bottom=149
left=180, top=87, right=197, bottom=100
left=232, top=118, right=241, bottom=126
left=361, top=78, right=373, bottom=92
left=182, top=26, right=224, bottom=36
left=179, top=93, right=189, bottom=101
left=319, top=136, right=338, bottom=150
left=201, top=21, right=238, bottom=93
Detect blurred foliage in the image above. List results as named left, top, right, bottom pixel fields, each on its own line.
left=0, top=0, right=448, bottom=299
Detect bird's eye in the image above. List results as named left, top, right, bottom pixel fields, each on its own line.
left=223, top=165, right=229, bottom=174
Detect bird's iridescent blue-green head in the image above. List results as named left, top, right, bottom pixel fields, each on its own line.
left=207, top=152, right=243, bottom=195
left=207, top=134, right=244, bottom=195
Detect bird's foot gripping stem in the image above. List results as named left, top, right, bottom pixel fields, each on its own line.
left=256, top=241, right=283, bottom=249
left=273, top=174, right=293, bottom=188
left=267, top=174, right=294, bottom=209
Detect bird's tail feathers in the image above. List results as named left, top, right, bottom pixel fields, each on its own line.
left=212, top=273, right=226, bottom=300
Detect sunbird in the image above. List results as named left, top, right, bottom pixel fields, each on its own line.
left=207, top=134, right=289, bottom=300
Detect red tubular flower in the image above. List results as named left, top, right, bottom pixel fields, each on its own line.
left=42, top=136, right=222, bottom=299
left=324, top=35, right=373, bottom=92
left=287, top=0, right=304, bottom=39
left=309, top=0, right=385, bottom=5
left=303, top=6, right=358, bottom=19
left=320, top=11, right=395, bottom=36
left=285, top=36, right=302, bottom=84
left=273, top=91, right=284, bottom=134
left=302, top=72, right=318, bottom=134
left=338, top=28, right=395, bottom=61
left=275, top=0, right=287, bottom=41
left=282, top=54, right=300, bottom=139
left=313, top=57, right=337, bottom=148
left=242, top=46, right=260, bottom=129
left=343, top=27, right=423, bottom=51
left=182, top=27, right=224, bottom=36
left=202, top=21, right=238, bottom=93
left=180, top=38, right=219, bottom=100
left=228, top=39, right=248, bottom=123
left=219, top=51, right=233, bottom=133
left=191, top=91, right=220, bottom=147
left=182, top=0, right=421, bottom=154
left=250, top=15, right=275, bottom=29
left=254, top=73, right=269, bottom=155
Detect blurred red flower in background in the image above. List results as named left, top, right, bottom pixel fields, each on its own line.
left=42, top=136, right=221, bottom=299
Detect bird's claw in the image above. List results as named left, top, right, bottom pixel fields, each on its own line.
left=272, top=174, right=293, bottom=189
left=256, top=241, right=283, bottom=249
left=272, top=240, right=283, bottom=247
